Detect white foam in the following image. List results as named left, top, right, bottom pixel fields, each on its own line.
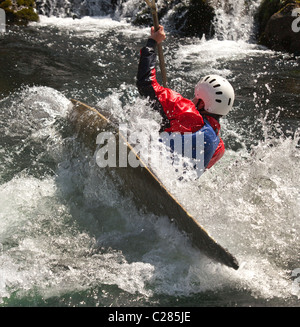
left=174, top=38, right=273, bottom=78
left=31, top=15, right=149, bottom=38
left=1, top=86, right=71, bottom=122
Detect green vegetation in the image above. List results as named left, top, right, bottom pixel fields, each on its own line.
left=15, top=7, right=38, bottom=22
left=16, top=0, right=36, bottom=6
left=0, top=0, right=39, bottom=25
left=0, top=0, right=13, bottom=11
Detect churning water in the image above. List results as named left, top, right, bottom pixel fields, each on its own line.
left=0, top=0, right=299, bottom=307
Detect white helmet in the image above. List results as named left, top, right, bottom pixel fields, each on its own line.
left=194, top=75, right=235, bottom=116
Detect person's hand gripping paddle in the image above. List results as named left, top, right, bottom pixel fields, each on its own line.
left=144, top=0, right=168, bottom=88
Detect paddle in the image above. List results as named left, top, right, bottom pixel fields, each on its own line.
left=144, top=0, right=168, bottom=88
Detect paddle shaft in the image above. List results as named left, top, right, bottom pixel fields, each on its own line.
left=145, top=0, right=168, bottom=88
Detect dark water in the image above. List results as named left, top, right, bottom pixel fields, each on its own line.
left=0, top=13, right=299, bottom=308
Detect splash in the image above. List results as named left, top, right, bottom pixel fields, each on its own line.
left=97, top=89, right=300, bottom=301
left=0, top=78, right=299, bottom=306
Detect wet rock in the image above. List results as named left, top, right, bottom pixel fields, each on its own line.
left=171, top=0, right=215, bottom=38
left=132, top=0, right=215, bottom=38
left=256, top=0, right=300, bottom=55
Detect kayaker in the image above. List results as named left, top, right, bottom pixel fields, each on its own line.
left=137, top=25, right=235, bottom=170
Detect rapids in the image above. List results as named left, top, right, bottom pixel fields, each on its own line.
left=0, top=0, right=299, bottom=307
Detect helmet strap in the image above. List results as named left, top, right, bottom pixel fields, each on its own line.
left=195, top=99, right=222, bottom=121
left=195, top=99, right=205, bottom=111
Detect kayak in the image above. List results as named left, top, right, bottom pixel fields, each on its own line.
left=69, top=99, right=239, bottom=270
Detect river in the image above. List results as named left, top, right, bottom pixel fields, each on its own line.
left=0, top=0, right=299, bottom=307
